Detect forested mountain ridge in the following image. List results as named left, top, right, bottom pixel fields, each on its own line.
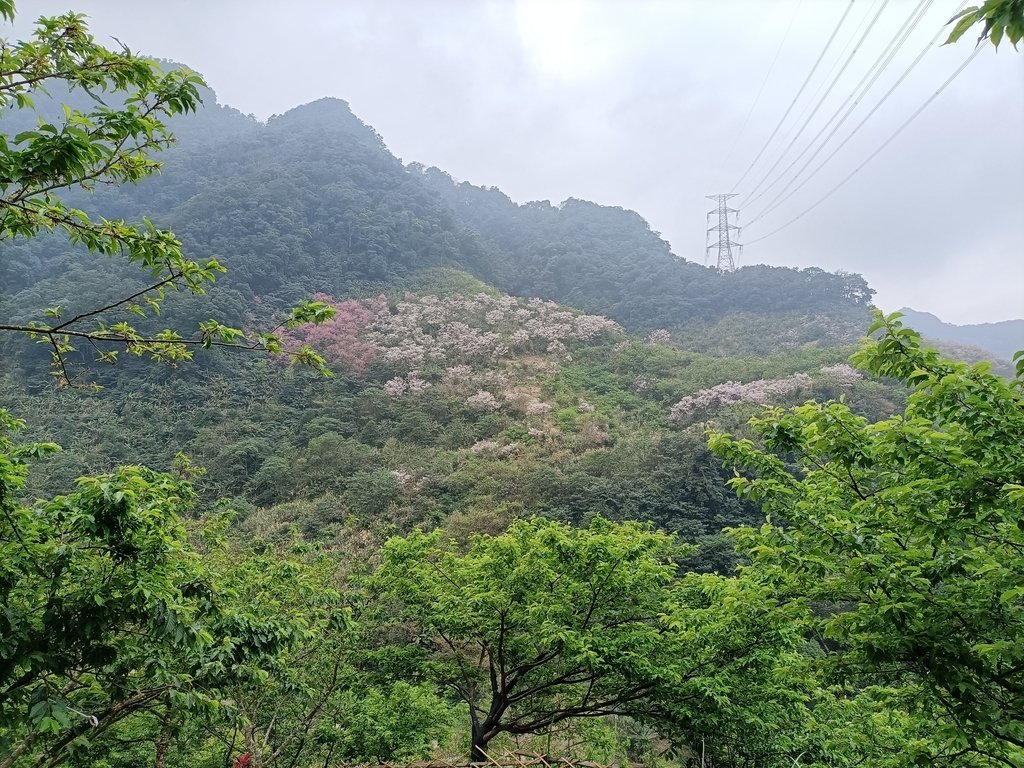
left=0, top=71, right=893, bottom=549
left=2, top=80, right=874, bottom=351
left=416, top=164, right=874, bottom=331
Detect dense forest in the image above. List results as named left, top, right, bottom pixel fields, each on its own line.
left=1, top=4, right=1022, bottom=768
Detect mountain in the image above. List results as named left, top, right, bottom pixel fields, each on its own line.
left=1, top=83, right=875, bottom=357
left=897, top=308, right=1023, bottom=361
left=3, top=48, right=989, bottom=768
left=0, top=67, right=907, bottom=552
left=0, top=65, right=911, bottom=546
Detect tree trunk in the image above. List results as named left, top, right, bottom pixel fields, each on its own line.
left=154, top=714, right=171, bottom=768
left=470, top=723, right=490, bottom=763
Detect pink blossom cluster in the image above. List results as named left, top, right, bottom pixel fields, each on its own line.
left=364, top=292, right=622, bottom=368
left=278, top=293, right=386, bottom=372
left=289, top=290, right=622, bottom=395
left=669, top=372, right=814, bottom=421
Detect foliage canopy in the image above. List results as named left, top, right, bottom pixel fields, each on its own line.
left=374, top=517, right=802, bottom=762
left=0, top=2, right=333, bottom=382
left=710, top=312, right=1024, bottom=765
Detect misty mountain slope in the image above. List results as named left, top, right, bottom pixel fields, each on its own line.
left=2, top=78, right=875, bottom=345
left=897, top=308, right=1023, bottom=361
left=415, top=165, right=875, bottom=333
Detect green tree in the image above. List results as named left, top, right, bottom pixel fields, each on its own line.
left=373, top=517, right=801, bottom=762
left=709, top=312, right=1024, bottom=765
left=0, top=1, right=332, bottom=381
left=0, top=410, right=328, bottom=768
left=946, top=0, right=1024, bottom=48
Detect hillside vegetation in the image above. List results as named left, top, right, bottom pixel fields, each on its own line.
left=1, top=9, right=1021, bottom=768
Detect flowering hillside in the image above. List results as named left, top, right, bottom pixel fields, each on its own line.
left=2, top=273, right=900, bottom=582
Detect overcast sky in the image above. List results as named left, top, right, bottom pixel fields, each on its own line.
left=12, top=0, right=1024, bottom=324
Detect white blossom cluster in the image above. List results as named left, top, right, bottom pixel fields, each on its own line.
left=470, top=439, right=521, bottom=457
left=439, top=367, right=510, bottom=396
left=382, top=370, right=431, bottom=398
left=466, top=390, right=502, bottom=411
left=646, top=329, right=673, bottom=345
left=364, top=292, right=622, bottom=368
left=440, top=364, right=474, bottom=387
left=390, top=468, right=430, bottom=492
left=502, top=390, right=554, bottom=417
left=819, top=363, right=863, bottom=386
left=669, top=373, right=814, bottom=421
left=580, top=421, right=611, bottom=447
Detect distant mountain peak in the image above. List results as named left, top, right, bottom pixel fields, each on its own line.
left=897, top=307, right=1023, bottom=360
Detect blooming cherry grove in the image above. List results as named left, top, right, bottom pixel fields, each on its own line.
left=669, top=363, right=866, bottom=421
left=278, top=293, right=386, bottom=372
left=818, top=363, right=863, bottom=386
left=285, top=291, right=623, bottom=390
left=669, top=373, right=815, bottom=422
left=364, top=293, right=623, bottom=371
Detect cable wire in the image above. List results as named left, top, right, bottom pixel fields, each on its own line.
left=748, top=0, right=967, bottom=224
left=782, top=0, right=881, bottom=156
left=722, top=0, right=804, bottom=169
left=730, top=0, right=857, bottom=192
left=746, top=0, right=934, bottom=212
left=743, top=43, right=983, bottom=246
left=743, top=0, right=915, bottom=206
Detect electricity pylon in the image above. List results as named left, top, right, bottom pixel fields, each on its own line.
left=705, top=193, right=742, bottom=271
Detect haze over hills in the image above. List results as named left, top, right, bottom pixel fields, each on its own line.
left=1, top=82, right=877, bottom=356
left=0, top=72, right=903, bottom=542
left=7, top=72, right=1018, bottom=382
left=895, top=307, right=1023, bottom=361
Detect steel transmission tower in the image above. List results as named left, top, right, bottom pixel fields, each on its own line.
left=705, top=193, right=742, bottom=271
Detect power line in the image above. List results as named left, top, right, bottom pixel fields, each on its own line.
left=748, top=0, right=939, bottom=220
left=747, top=0, right=936, bottom=213
left=722, top=0, right=804, bottom=169
left=730, top=0, right=857, bottom=192
left=782, top=0, right=881, bottom=153
left=742, top=0, right=909, bottom=206
left=743, top=44, right=983, bottom=247
left=748, top=0, right=966, bottom=225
